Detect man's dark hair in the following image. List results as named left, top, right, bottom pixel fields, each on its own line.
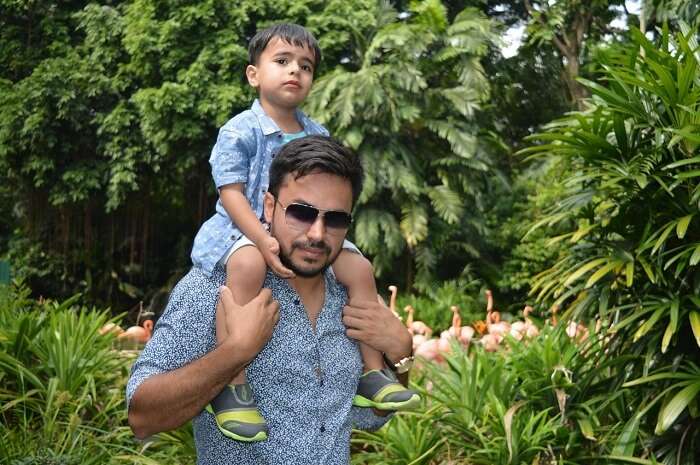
left=248, top=23, right=321, bottom=68
left=269, top=136, right=364, bottom=206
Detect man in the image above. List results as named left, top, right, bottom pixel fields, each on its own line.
left=127, top=136, right=415, bottom=464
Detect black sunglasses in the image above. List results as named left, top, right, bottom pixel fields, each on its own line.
left=275, top=198, right=352, bottom=233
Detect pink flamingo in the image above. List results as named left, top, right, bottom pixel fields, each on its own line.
left=405, top=305, right=433, bottom=336
left=415, top=337, right=443, bottom=362
left=446, top=305, right=474, bottom=346
left=118, top=319, right=153, bottom=344
left=387, top=285, right=401, bottom=319
left=99, top=322, right=124, bottom=336
left=510, top=305, right=539, bottom=340
left=480, top=290, right=509, bottom=351
left=485, top=290, right=510, bottom=338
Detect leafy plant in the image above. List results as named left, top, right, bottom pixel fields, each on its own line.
left=522, top=24, right=700, bottom=462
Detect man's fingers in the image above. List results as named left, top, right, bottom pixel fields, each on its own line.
left=219, top=286, right=241, bottom=314
left=347, top=298, right=383, bottom=309
left=250, top=287, right=273, bottom=306
left=342, top=305, right=374, bottom=318
left=342, top=315, right=367, bottom=329
left=346, top=328, right=363, bottom=340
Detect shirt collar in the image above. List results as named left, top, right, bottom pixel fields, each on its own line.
left=251, top=99, right=312, bottom=136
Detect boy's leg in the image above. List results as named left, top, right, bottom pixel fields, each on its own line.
left=210, top=244, right=268, bottom=442
left=333, top=249, right=420, bottom=411
left=332, top=250, right=384, bottom=372
left=225, top=246, right=267, bottom=384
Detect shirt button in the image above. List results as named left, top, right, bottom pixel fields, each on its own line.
left=320, top=425, right=325, bottom=433
left=293, top=298, right=300, bottom=305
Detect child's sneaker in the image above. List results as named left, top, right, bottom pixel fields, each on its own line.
left=353, top=368, right=421, bottom=411
left=207, top=383, right=268, bottom=442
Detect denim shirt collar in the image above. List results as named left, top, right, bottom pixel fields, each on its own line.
left=251, top=99, right=312, bottom=136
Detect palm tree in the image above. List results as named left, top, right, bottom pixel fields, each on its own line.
left=306, top=0, right=498, bottom=289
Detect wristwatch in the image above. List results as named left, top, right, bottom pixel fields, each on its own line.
left=384, top=353, right=415, bottom=374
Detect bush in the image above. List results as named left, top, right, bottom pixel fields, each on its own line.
left=0, top=282, right=193, bottom=464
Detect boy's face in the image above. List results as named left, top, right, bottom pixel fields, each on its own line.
left=246, top=37, right=316, bottom=111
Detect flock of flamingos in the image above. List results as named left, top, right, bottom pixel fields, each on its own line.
left=102, top=286, right=593, bottom=363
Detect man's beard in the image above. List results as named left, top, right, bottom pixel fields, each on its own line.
left=278, top=238, right=340, bottom=278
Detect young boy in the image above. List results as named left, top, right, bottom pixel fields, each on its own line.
left=190, top=24, right=420, bottom=442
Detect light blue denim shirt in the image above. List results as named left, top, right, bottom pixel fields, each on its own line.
left=126, top=266, right=390, bottom=464
left=191, top=99, right=329, bottom=275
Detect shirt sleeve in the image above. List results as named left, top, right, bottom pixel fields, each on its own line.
left=209, top=123, right=256, bottom=189
left=126, top=269, right=219, bottom=408
left=350, top=406, right=394, bottom=431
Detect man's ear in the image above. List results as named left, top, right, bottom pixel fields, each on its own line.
left=246, top=65, right=259, bottom=88
left=263, top=192, right=275, bottom=224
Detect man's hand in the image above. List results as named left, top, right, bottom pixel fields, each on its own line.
left=259, top=236, right=295, bottom=279
left=342, top=298, right=412, bottom=365
left=219, top=286, right=280, bottom=363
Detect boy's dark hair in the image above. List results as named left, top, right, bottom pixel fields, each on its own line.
left=269, top=136, right=364, bottom=206
left=248, top=23, right=321, bottom=68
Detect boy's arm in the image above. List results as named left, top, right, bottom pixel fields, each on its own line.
left=219, top=185, right=294, bottom=278
left=220, top=184, right=271, bottom=246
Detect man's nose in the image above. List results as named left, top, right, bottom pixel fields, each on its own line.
left=305, top=215, right=326, bottom=241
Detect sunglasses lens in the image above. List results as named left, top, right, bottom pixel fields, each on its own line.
left=324, top=211, right=352, bottom=229
left=282, top=202, right=352, bottom=232
left=285, top=203, right=319, bottom=227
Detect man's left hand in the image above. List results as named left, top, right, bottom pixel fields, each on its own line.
left=342, top=299, right=412, bottom=365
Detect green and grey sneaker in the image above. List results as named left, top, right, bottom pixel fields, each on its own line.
left=206, top=383, right=268, bottom=442
left=353, top=368, right=421, bottom=411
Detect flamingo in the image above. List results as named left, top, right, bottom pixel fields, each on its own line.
left=118, top=319, right=153, bottom=344
left=566, top=320, right=589, bottom=342
left=405, top=305, right=433, bottom=337
left=415, top=337, right=443, bottom=363
left=447, top=305, right=474, bottom=346
left=387, top=285, right=402, bottom=319
left=99, top=322, right=124, bottom=336
left=485, top=290, right=510, bottom=338
left=117, top=302, right=154, bottom=344
left=479, top=290, right=510, bottom=351
left=510, top=305, right=539, bottom=340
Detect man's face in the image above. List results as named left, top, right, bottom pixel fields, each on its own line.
left=264, top=171, right=353, bottom=278
left=246, top=37, right=315, bottom=111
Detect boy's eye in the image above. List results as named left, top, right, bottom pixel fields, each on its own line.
left=301, top=64, right=313, bottom=72
left=275, top=58, right=288, bottom=65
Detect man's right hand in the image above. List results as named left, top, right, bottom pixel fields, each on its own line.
left=219, top=286, right=280, bottom=363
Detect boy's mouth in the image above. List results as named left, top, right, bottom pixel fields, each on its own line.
left=283, top=80, right=301, bottom=88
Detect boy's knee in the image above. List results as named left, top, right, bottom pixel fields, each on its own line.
left=226, top=246, right=266, bottom=279
left=337, top=250, right=375, bottom=285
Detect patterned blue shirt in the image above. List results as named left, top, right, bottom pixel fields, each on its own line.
left=126, top=266, right=390, bottom=464
left=191, top=100, right=329, bottom=275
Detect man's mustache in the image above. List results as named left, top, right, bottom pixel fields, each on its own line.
left=291, top=239, right=331, bottom=253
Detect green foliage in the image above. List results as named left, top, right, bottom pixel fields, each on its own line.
left=0, top=282, right=193, bottom=463
left=307, top=1, right=500, bottom=289
left=356, top=328, right=643, bottom=464
left=522, top=26, right=700, bottom=462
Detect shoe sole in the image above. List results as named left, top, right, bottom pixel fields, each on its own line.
left=205, top=405, right=269, bottom=442
left=352, top=393, right=421, bottom=411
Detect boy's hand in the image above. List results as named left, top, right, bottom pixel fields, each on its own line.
left=259, top=236, right=295, bottom=279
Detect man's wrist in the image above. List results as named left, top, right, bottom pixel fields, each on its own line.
left=384, top=330, right=413, bottom=365
left=220, top=338, right=255, bottom=367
